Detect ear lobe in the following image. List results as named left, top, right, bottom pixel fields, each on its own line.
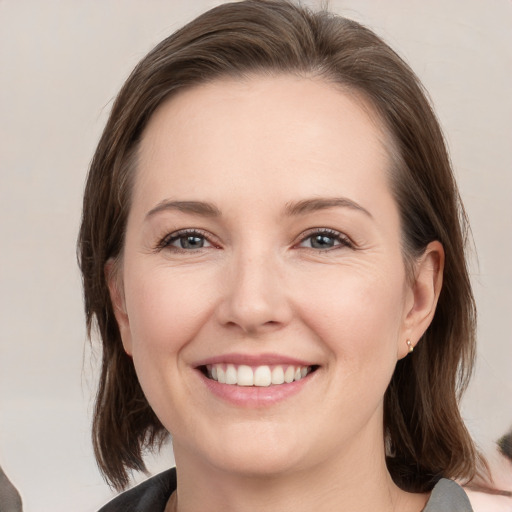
left=399, top=241, right=444, bottom=359
left=105, top=258, right=133, bottom=356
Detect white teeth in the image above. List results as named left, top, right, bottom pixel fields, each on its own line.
left=284, top=366, right=295, bottom=383
left=254, top=366, right=272, bottom=387
left=206, top=364, right=313, bottom=387
left=271, top=366, right=285, bottom=385
left=226, top=364, right=237, bottom=384
left=237, top=365, right=254, bottom=386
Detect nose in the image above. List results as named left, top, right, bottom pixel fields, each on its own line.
left=215, top=247, right=293, bottom=335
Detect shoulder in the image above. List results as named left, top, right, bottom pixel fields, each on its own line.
left=464, top=488, right=512, bottom=512
left=97, top=468, right=177, bottom=512
left=423, top=479, right=473, bottom=511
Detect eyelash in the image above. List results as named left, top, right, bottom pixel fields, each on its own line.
left=155, top=228, right=354, bottom=253
left=297, top=228, right=354, bottom=251
left=156, top=229, right=214, bottom=253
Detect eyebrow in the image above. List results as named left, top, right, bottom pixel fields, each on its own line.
left=146, top=196, right=372, bottom=220
left=284, top=197, right=372, bottom=218
left=146, top=200, right=221, bottom=219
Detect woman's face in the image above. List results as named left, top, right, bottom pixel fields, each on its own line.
left=111, top=75, right=436, bottom=477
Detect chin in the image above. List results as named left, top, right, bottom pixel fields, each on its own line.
left=180, top=420, right=312, bottom=478
left=211, top=445, right=307, bottom=478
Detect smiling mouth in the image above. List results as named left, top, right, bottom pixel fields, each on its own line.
left=200, top=364, right=319, bottom=387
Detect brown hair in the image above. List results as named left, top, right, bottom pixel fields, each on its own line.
left=78, top=0, right=482, bottom=491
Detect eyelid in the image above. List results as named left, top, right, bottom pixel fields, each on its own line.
left=153, top=227, right=354, bottom=253
left=295, top=227, right=354, bottom=250
left=155, top=228, right=217, bottom=252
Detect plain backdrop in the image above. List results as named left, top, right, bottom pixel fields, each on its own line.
left=0, top=1, right=511, bottom=510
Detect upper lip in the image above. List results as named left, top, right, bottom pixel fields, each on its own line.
left=193, top=352, right=317, bottom=368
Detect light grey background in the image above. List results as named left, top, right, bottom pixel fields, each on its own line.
left=0, top=1, right=511, bottom=511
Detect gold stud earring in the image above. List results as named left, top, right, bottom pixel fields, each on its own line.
left=406, top=340, right=414, bottom=353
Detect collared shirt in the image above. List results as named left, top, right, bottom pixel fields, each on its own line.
left=98, top=468, right=473, bottom=511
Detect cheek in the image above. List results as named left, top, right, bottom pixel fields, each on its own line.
left=123, top=264, right=216, bottom=359
left=121, top=265, right=220, bottom=426
left=295, top=264, right=406, bottom=369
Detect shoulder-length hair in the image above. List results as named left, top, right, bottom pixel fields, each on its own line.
left=78, top=0, right=482, bottom=491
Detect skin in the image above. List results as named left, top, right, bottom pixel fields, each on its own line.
left=109, top=75, right=444, bottom=512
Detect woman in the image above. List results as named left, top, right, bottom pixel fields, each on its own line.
left=78, top=1, right=486, bottom=510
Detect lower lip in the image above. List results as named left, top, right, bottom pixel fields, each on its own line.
left=197, top=370, right=316, bottom=408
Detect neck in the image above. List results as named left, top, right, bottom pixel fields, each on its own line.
left=170, top=433, right=427, bottom=512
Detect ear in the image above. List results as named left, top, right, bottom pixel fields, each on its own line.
left=398, top=241, right=444, bottom=359
left=105, top=258, right=133, bottom=356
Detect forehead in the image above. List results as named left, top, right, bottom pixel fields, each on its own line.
left=141, top=73, right=390, bottom=153
left=135, top=74, right=394, bottom=211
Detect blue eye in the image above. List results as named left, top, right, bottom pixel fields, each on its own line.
left=160, top=230, right=212, bottom=251
left=174, top=234, right=207, bottom=249
left=299, top=230, right=351, bottom=250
